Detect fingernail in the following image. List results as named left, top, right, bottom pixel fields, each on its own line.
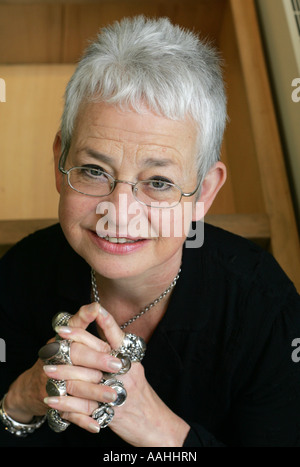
left=88, top=423, right=100, bottom=433
left=99, top=305, right=108, bottom=317
left=107, top=359, right=122, bottom=371
left=43, top=365, right=57, bottom=372
left=55, top=326, right=72, bottom=334
left=44, top=397, right=59, bottom=405
left=103, top=391, right=117, bottom=403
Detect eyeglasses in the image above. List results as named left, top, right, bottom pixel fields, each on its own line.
left=59, top=164, right=200, bottom=208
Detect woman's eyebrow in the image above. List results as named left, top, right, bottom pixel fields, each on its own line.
left=76, top=148, right=113, bottom=165
left=141, top=157, right=176, bottom=168
left=76, top=148, right=176, bottom=168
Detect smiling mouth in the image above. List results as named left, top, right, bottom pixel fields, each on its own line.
left=99, top=235, right=143, bottom=244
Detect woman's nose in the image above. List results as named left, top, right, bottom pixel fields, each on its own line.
left=108, top=181, right=141, bottom=228
left=109, top=180, right=136, bottom=203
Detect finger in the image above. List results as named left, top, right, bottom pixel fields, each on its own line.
left=44, top=396, right=101, bottom=434
left=61, top=412, right=100, bottom=434
left=44, top=395, right=98, bottom=416
left=66, top=380, right=117, bottom=405
left=70, top=343, right=123, bottom=373
left=43, top=365, right=103, bottom=384
left=54, top=326, right=110, bottom=353
left=39, top=341, right=123, bottom=374
left=95, top=305, right=125, bottom=350
left=68, top=302, right=101, bottom=330
left=44, top=386, right=116, bottom=415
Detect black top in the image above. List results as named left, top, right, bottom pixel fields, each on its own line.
left=1, top=223, right=300, bottom=447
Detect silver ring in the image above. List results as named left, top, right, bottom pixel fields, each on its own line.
left=104, top=352, right=131, bottom=377
left=46, top=379, right=67, bottom=397
left=52, top=312, right=73, bottom=330
left=116, top=333, right=146, bottom=363
left=39, top=340, right=72, bottom=365
left=101, top=378, right=127, bottom=407
left=91, top=404, right=114, bottom=428
left=47, top=408, right=70, bottom=432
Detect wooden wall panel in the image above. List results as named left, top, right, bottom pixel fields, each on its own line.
left=62, top=2, right=160, bottom=62
left=230, top=0, right=300, bottom=289
left=0, top=3, right=62, bottom=63
left=0, top=0, right=226, bottom=63
left=0, top=65, right=74, bottom=219
left=218, top=1, right=265, bottom=214
left=209, top=142, right=237, bottom=215
left=61, top=0, right=226, bottom=65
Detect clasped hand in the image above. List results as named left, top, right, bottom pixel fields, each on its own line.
left=40, top=303, right=188, bottom=446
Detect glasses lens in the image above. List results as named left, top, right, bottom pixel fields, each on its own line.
left=68, top=167, right=113, bottom=196
left=135, top=180, right=181, bottom=207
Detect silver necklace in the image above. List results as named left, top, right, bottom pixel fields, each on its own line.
left=91, top=267, right=181, bottom=329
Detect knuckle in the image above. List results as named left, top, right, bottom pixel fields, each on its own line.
left=105, top=315, right=116, bottom=329
left=65, top=380, right=76, bottom=396
left=100, top=341, right=111, bottom=353
left=94, top=370, right=104, bottom=384
left=59, top=411, right=70, bottom=421
left=86, top=399, right=98, bottom=416
left=100, top=352, right=115, bottom=369
left=79, top=303, right=99, bottom=319
left=77, top=305, right=88, bottom=321
left=88, top=383, right=104, bottom=402
left=69, top=342, right=80, bottom=363
left=78, top=304, right=88, bottom=313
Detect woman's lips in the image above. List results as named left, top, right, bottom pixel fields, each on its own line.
left=88, top=230, right=150, bottom=254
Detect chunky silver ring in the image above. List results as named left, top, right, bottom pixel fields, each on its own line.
left=52, top=312, right=73, bottom=330
left=38, top=340, right=72, bottom=365
left=91, top=404, right=114, bottom=428
left=104, top=352, right=131, bottom=378
left=46, top=379, right=67, bottom=397
left=101, top=378, right=127, bottom=407
left=47, top=408, right=70, bottom=432
left=116, top=333, right=147, bottom=363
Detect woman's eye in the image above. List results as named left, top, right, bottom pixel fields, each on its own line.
left=81, top=165, right=107, bottom=178
left=148, top=177, right=173, bottom=190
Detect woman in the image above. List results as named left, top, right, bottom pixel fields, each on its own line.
left=1, top=16, right=300, bottom=447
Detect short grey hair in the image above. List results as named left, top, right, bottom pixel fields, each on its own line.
left=60, top=15, right=227, bottom=181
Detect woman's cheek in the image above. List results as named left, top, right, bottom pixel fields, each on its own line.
left=148, top=204, right=189, bottom=240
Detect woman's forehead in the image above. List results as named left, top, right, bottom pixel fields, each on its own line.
left=74, top=102, right=197, bottom=146
left=71, top=101, right=198, bottom=168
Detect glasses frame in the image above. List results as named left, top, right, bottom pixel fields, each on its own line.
left=59, top=158, right=200, bottom=208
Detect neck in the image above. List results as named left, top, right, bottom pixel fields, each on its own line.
left=92, top=251, right=182, bottom=329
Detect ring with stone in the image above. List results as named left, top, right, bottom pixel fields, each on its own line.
left=116, top=333, right=147, bottom=363
left=46, top=379, right=67, bottom=397
left=47, top=408, right=70, bottom=433
left=38, top=340, right=73, bottom=365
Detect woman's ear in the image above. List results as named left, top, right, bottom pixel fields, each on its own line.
left=193, top=161, right=227, bottom=221
left=53, top=131, right=63, bottom=194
